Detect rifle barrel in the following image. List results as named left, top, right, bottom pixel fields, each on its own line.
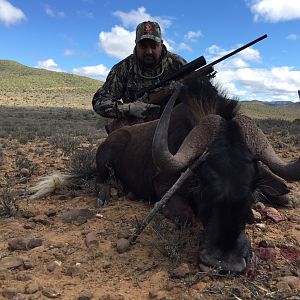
left=205, top=34, right=268, bottom=68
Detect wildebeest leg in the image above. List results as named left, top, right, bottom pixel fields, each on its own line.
left=161, top=195, right=194, bottom=225
left=153, top=174, right=194, bottom=225
left=95, top=130, right=131, bottom=208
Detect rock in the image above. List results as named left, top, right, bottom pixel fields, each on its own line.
left=20, top=168, right=30, bottom=177
left=21, top=211, right=37, bottom=219
left=47, top=261, right=61, bottom=272
left=13, top=293, right=27, bottom=300
left=252, top=209, right=261, bottom=222
left=262, top=207, right=285, bottom=223
left=24, top=282, right=39, bottom=294
left=15, top=274, right=32, bottom=281
left=28, top=291, right=42, bottom=300
left=60, top=208, right=94, bottom=224
left=23, top=222, right=36, bottom=230
left=78, top=290, right=93, bottom=300
left=23, top=260, right=33, bottom=270
left=280, top=276, right=300, bottom=290
left=117, top=232, right=130, bottom=239
left=276, top=281, right=291, bottom=292
left=258, top=240, right=275, bottom=248
left=0, top=256, right=23, bottom=270
left=65, top=265, right=80, bottom=277
left=253, top=201, right=265, bottom=211
left=42, top=287, right=61, bottom=298
left=32, top=215, right=51, bottom=225
left=8, top=237, right=42, bottom=251
left=148, top=290, right=168, bottom=300
left=85, top=232, right=99, bottom=248
left=255, top=247, right=276, bottom=261
left=170, top=263, right=191, bottom=278
left=2, top=287, right=19, bottom=299
left=116, top=238, right=130, bottom=254
left=45, top=208, right=57, bottom=217
left=255, top=223, right=266, bottom=230
left=288, top=214, right=300, bottom=223
left=279, top=245, right=300, bottom=263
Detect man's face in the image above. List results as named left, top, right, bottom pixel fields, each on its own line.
left=136, top=39, right=163, bottom=67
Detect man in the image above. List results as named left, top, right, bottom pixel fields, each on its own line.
left=92, top=21, right=187, bottom=133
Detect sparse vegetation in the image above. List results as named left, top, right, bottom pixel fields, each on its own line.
left=0, top=178, right=19, bottom=216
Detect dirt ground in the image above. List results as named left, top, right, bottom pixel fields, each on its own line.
left=0, top=137, right=299, bottom=300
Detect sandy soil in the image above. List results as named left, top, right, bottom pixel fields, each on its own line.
left=0, top=138, right=299, bottom=300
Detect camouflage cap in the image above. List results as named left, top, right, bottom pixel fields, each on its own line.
left=135, top=21, right=162, bottom=43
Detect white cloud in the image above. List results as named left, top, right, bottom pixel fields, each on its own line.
left=36, top=59, right=63, bottom=72
left=98, top=7, right=179, bottom=59
left=98, top=25, right=135, bottom=59
left=207, top=41, right=300, bottom=102
left=72, top=64, right=110, bottom=81
left=184, top=30, right=202, bottom=42
left=0, top=0, right=26, bottom=26
left=215, top=65, right=300, bottom=102
left=177, top=42, right=192, bottom=52
left=113, top=6, right=171, bottom=31
left=286, top=33, right=299, bottom=40
left=45, top=5, right=65, bottom=18
left=247, top=0, right=300, bottom=22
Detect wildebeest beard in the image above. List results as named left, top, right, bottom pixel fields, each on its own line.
left=180, top=120, right=257, bottom=273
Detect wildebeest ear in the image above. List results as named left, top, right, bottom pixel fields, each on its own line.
left=257, top=164, right=289, bottom=196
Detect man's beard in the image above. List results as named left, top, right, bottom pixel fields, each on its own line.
left=141, top=55, right=158, bottom=67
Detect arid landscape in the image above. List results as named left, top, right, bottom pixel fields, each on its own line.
left=0, top=60, right=299, bottom=300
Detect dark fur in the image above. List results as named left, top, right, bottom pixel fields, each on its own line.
left=95, top=77, right=277, bottom=272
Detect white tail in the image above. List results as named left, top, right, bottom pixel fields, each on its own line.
left=29, top=172, right=74, bottom=200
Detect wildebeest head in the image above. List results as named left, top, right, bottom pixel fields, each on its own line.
left=152, top=78, right=300, bottom=273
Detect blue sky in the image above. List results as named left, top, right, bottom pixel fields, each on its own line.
left=0, top=0, right=300, bottom=102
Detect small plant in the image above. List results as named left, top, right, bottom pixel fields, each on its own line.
left=0, top=178, right=19, bottom=216
left=48, top=133, right=80, bottom=156
left=15, top=154, right=34, bottom=171
left=148, top=215, right=194, bottom=264
left=68, top=147, right=96, bottom=179
left=0, top=147, right=4, bottom=166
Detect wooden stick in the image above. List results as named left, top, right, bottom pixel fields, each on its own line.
left=129, top=150, right=208, bottom=244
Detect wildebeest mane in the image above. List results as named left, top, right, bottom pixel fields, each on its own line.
left=180, top=77, right=241, bottom=121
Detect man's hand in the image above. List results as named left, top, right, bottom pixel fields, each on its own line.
left=118, top=101, right=160, bottom=119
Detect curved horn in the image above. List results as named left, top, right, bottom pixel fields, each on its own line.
left=152, top=85, right=223, bottom=173
left=236, top=115, right=300, bottom=181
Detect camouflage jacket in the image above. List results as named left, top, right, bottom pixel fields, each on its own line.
left=92, top=45, right=187, bottom=118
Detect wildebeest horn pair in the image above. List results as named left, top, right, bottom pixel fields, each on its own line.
left=153, top=85, right=300, bottom=182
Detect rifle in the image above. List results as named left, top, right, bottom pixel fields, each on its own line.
left=105, top=34, right=268, bottom=134
left=146, top=34, right=268, bottom=105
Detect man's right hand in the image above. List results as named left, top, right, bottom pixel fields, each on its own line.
left=118, top=101, right=160, bottom=119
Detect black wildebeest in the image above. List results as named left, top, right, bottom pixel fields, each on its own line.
left=30, top=76, right=300, bottom=273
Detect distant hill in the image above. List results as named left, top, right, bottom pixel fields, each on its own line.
left=0, top=60, right=101, bottom=92
left=0, top=60, right=102, bottom=108
left=240, top=99, right=300, bottom=121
